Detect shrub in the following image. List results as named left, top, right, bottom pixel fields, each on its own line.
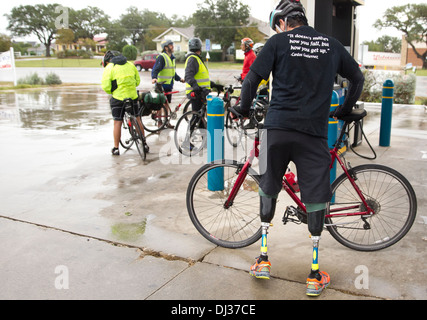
left=18, top=72, right=44, bottom=85
left=359, top=70, right=417, bottom=104
left=393, top=74, right=416, bottom=104
left=56, top=49, right=93, bottom=59
left=45, top=72, right=62, bottom=85
left=360, top=70, right=382, bottom=103
left=122, top=45, right=137, bottom=60
left=174, top=51, right=186, bottom=63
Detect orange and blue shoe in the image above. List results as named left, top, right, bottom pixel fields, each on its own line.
left=249, top=256, right=271, bottom=279
left=306, top=271, right=330, bottom=296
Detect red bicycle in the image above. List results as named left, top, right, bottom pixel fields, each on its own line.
left=186, top=108, right=417, bottom=251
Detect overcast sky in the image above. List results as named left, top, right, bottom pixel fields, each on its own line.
left=0, top=0, right=425, bottom=43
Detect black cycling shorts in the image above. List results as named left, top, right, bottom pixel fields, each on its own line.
left=110, top=97, right=138, bottom=121
left=259, top=129, right=332, bottom=203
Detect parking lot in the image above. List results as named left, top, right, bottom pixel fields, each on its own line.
left=0, top=68, right=426, bottom=300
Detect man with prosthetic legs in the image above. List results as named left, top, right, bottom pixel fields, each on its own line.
left=231, top=0, right=364, bottom=297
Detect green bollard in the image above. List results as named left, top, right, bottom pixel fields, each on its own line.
left=379, top=80, right=394, bottom=147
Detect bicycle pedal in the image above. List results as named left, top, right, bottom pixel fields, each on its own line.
left=282, top=206, right=306, bottom=225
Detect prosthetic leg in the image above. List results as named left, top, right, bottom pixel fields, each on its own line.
left=306, top=205, right=330, bottom=296
left=249, top=195, right=277, bottom=279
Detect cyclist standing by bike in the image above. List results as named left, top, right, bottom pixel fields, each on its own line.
left=101, top=50, right=148, bottom=155
left=239, top=37, right=256, bottom=81
left=152, top=39, right=185, bottom=128
left=232, top=0, right=364, bottom=296
left=182, top=38, right=211, bottom=150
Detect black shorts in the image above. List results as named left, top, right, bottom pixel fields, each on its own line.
left=110, top=97, right=138, bottom=121
left=259, top=129, right=332, bottom=203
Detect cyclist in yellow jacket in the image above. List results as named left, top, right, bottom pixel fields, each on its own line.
left=101, top=50, right=148, bottom=155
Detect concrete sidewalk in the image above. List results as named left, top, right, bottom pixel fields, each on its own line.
left=0, top=85, right=425, bottom=301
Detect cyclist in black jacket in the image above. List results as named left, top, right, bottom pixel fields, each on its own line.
left=232, top=0, right=364, bottom=297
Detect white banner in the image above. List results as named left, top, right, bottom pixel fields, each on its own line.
left=0, top=49, right=13, bottom=69
left=0, top=48, right=17, bottom=85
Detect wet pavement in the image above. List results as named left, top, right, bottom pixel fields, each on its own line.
left=0, top=81, right=426, bottom=302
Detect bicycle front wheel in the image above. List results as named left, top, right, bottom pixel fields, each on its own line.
left=130, top=117, right=146, bottom=161
left=174, top=110, right=207, bottom=156
left=186, top=161, right=262, bottom=248
left=327, top=164, right=417, bottom=251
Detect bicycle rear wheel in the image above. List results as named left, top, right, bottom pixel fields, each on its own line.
left=141, top=105, right=169, bottom=133
left=129, top=117, right=146, bottom=161
left=326, top=164, right=417, bottom=251
left=186, top=161, right=262, bottom=248
left=174, top=110, right=207, bottom=156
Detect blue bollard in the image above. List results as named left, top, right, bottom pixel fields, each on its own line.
left=328, top=91, right=339, bottom=186
left=379, top=79, right=394, bottom=147
left=207, top=95, right=224, bottom=191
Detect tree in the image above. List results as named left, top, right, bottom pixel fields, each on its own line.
left=362, top=35, right=401, bottom=53
left=56, top=29, right=75, bottom=46
left=105, top=21, right=130, bottom=52
left=0, top=34, right=12, bottom=52
left=69, top=7, right=110, bottom=41
left=374, top=4, right=427, bottom=68
left=6, top=4, right=60, bottom=57
left=193, top=0, right=250, bottom=60
left=120, top=7, right=169, bottom=52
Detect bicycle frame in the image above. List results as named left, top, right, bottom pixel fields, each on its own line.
left=223, top=119, right=374, bottom=220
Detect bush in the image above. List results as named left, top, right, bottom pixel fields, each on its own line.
left=45, top=72, right=62, bottom=85
left=56, top=49, right=93, bottom=59
left=359, top=70, right=417, bottom=104
left=17, top=72, right=62, bottom=86
left=360, top=70, right=382, bottom=103
left=201, top=51, right=222, bottom=62
left=76, top=49, right=93, bottom=59
left=174, top=51, right=186, bottom=63
left=18, top=72, right=44, bottom=85
left=393, top=74, right=416, bottom=104
left=122, top=45, right=137, bottom=60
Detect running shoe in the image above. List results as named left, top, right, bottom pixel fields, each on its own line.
left=249, top=256, right=271, bottom=279
left=306, top=271, right=330, bottom=296
left=111, top=147, right=120, bottom=156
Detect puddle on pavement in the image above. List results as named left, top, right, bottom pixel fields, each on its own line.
left=0, top=86, right=110, bottom=130
left=111, top=218, right=147, bottom=242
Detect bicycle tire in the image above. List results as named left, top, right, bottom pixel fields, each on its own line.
left=326, top=164, right=417, bottom=251
left=174, top=110, right=207, bottom=156
left=130, top=117, right=146, bottom=161
left=186, top=161, right=262, bottom=248
left=182, top=100, right=192, bottom=119
left=225, top=108, right=244, bottom=148
left=120, top=117, right=134, bottom=150
left=141, top=104, right=169, bottom=133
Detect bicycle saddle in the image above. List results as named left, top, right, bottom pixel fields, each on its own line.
left=337, top=108, right=367, bottom=123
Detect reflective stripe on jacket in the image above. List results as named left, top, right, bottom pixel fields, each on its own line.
left=157, top=53, right=176, bottom=85
left=184, top=54, right=210, bottom=94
